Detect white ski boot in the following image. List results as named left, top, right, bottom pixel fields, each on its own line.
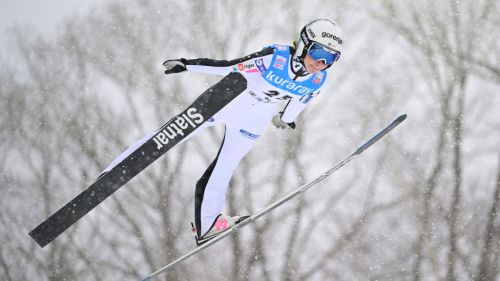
left=192, top=214, right=249, bottom=246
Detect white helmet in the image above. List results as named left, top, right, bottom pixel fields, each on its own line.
left=295, top=19, right=343, bottom=64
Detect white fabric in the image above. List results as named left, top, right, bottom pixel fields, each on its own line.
left=186, top=53, right=322, bottom=123
left=103, top=92, right=276, bottom=234
left=104, top=48, right=329, bottom=235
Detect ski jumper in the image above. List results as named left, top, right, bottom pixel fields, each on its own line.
left=103, top=44, right=329, bottom=236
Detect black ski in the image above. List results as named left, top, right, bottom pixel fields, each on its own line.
left=29, top=72, right=247, bottom=247
left=141, top=114, right=407, bottom=281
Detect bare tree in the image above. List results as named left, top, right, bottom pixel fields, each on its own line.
left=367, top=0, right=500, bottom=280
left=476, top=155, right=500, bottom=281
left=2, top=1, right=499, bottom=281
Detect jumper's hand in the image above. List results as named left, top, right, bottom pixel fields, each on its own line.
left=272, top=114, right=296, bottom=130
left=163, top=59, right=187, bottom=74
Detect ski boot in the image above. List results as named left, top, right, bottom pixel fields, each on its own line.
left=191, top=214, right=249, bottom=246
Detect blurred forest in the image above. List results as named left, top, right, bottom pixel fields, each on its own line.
left=1, top=0, right=499, bottom=280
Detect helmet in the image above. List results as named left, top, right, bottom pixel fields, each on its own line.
left=295, top=19, right=343, bottom=64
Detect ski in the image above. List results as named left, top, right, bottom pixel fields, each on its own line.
left=29, top=72, right=247, bottom=248
left=141, top=114, right=407, bottom=281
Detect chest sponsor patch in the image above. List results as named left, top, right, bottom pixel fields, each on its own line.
left=265, top=70, right=315, bottom=95
left=273, top=55, right=287, bottom=70
left=312, top=72, right=325, bottom=84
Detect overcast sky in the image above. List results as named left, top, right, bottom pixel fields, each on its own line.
left=0, top=0, right=100, bottom=39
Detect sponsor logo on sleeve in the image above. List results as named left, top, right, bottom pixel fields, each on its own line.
left=255, top=58, right=267, bottom=73
left=237, top=63, right=258, bottom=73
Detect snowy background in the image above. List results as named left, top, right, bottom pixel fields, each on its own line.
left=1, top=0, right=499, bottom=280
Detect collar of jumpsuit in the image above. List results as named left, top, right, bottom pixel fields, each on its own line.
left=291, top=55, right=310, bottom=76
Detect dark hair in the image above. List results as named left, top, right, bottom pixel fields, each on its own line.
left=290, top=41, right=297, bottom=54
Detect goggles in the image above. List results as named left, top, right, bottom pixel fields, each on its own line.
left=307, top=42, right=341, bottom=65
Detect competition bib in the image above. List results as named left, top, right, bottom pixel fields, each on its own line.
left=260, top=44, right=326, bottom=96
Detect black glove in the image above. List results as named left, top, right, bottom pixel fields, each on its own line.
left=272, top=113, right=296, bottom=130
left=163, top=59, right=187, bottom=74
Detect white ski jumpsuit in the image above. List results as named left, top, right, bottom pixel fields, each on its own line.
left=104, top=44, right=331, bottom=236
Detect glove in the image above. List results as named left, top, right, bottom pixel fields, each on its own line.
left=272, top=113, right=296, bottom=130
left=163, top=59, right=187, bottom=74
